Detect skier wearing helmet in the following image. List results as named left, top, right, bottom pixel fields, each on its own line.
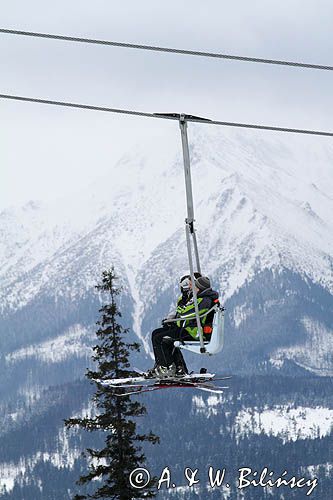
left=146, top=275, right=219, bottom=378
left=145, top=273, right=199, bottom=378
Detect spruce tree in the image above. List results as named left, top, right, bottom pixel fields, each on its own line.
left=65, top=268, right=158, bottom=499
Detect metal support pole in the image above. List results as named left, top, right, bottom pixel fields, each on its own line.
left=179, top=117, right=195, bottom=220
left=179, top=115, right=201, bottom=273
left=179, top=115, right=205, bottom=352
left=191, top=230, right=201, bottom=275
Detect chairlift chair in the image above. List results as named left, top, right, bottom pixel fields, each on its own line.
left=158, top=113, right=226, bottom=357
left=173, top=302, right=225, bottom=355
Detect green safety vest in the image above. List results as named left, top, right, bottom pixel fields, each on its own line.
left=176, top=298, right=210, bottom=339
left=176, top=295, right=185, bottom=314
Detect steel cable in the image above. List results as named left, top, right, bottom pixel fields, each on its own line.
left=1, top=28, right=333, bottom=72
left=1, top=93, right=333, bottom=137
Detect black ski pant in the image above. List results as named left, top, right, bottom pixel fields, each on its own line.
left=151, top=325, right=193, bottom=368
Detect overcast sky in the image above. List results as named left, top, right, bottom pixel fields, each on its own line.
left=1, top=0, right=333, bottom=210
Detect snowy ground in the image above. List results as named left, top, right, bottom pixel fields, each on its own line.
left=234, top=405, right=333, bottom=443
left=0, top=427, right=79, bottom=494
left=192, top=396, right=333, bottom=443
left=270, top=317, right=333, bottom=376
left=5, top=324, right=92, bottom=364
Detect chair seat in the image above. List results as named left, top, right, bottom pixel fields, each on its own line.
left=174, top=307, right=225, bottom=355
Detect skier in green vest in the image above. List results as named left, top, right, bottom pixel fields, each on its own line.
left=147, top=275, right=219, bottom=378
left=162, top=272, right=201, bottom=327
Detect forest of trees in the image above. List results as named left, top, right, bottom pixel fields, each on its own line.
left=0, top=271, right=332, bottom=499
left=0, top=374, right=332, bottom=499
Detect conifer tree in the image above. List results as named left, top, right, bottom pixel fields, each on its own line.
left=65, top=268, right=158, bottom=499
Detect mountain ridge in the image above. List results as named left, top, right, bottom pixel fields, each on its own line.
left=1, top=126, right=332, bottom=373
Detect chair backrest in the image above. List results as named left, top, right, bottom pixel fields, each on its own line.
left=206, top=306, right=225, bottom=354
left=174, top=306, right=225, bottom=355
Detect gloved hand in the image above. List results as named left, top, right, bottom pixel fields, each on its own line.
left=162, top=312, right=176, bottom=327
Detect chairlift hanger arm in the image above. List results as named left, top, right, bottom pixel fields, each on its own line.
left=176, top=114, right=205, bottom=350
left=157, top=113, right=222, bottom=355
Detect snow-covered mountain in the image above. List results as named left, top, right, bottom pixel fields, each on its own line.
left=1, top=126, right=332, bottom=375
left=1, top=126, right=333, bottom=499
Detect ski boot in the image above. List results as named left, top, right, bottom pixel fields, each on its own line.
left=144, top=364, right=158, bottom=379
left=175, top=365, right=188, bottom=378
left=154, top=363, right=176, bottom=379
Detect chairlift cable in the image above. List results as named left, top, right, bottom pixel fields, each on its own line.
left=1, top=28, right=333, bottom=72
left=1, top=94, right=333, bottom=137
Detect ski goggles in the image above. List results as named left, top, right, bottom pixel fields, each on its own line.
left=180, top=276, right=191, bottom=290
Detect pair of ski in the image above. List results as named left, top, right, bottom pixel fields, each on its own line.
left=97, top=369, right=231, bottom=396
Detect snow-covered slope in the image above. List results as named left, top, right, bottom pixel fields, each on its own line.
left=0, top=127, right=332, bottom=372
left=192, top=395, right=333, bottom=443
left=270, top=317, right=333, bottom=376
left=138, top=128, right=333, bottom=298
